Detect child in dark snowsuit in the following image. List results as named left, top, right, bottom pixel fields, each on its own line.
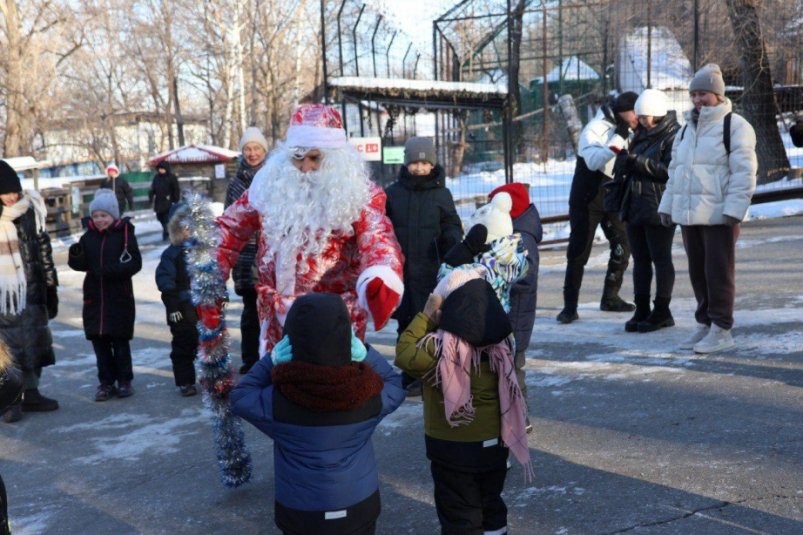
left=155, top=204, right=198, bottom=396
left=395, top=268, right=531, bottom=535
left=68, top=189, right=142, bottom=401
left=231, top=293, right=405, bottom=535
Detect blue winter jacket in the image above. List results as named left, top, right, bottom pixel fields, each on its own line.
left=508, top=204, right=543, bottom=352
left=230, top=346, right=404, bottom=512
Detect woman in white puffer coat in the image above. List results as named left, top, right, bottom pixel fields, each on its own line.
left=658, top=63, right=757, bottom=354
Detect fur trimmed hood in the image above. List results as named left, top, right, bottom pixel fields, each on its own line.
left=168, top=204, right=190, bottom=245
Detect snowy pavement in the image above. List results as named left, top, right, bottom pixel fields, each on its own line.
left=1, top=215, right=802, bottom=534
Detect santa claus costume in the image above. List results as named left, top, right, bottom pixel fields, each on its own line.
left=211, top=104, right=404, bottom=356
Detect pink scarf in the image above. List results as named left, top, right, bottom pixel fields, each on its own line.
left=420, top=331, right=532, bottom=476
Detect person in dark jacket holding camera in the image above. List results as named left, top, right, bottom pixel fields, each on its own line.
left=558, top=92, right=639, bottom=324
left=155, top=203, right=198, bottom=396
left=148, top=160, right=180, bottom=241
left=0, top=161, right=59, bottom=423
left=614, top=89, right=680, bottom=333
left=385, top=136, right=463, bottom=395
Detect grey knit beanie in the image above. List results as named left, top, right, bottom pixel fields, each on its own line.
left=689, top=63, right=725, bottom=97
left=89, top=188, right=120, bottom=219
left=239, top=127, right=269, bottom=152
left=404, top=137, right=436, bottom=165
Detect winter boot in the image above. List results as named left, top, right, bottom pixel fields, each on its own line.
left=693, top=325, right=735, bottom=354
left=21, top=388, right=59, bottom=412
left=117, top=381, right=135, bottom=398
left=2, top=403, right=22, bottom=423
left=638, top=297, right=675, bottom=332
left=600, top=283, right=636, bottom=312
left=556, top=307, right=579, bottom=324
left=95, top=384, right=117, bottom=402
left=625, top=295, right=651, bottom=332
left=679, top=324, right=711, bottom=350
left=180, top=384, right=198, bottom=397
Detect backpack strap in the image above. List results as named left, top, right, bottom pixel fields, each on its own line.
left=679, top=124, right=687, bottom=142
left=723, top=112, right=732, bottom=155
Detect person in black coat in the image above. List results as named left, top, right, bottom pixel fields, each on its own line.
left=1, top=338, right=23, bottom=532
left=155, top=204, right=198, bottom=396
left=148, top=160, right=180, bottom=241
left=384, top=136, right=463, bottom=395
left=99, top=164, right=135, bottom=214
left=488, top=182, right=542, bottom=432
left=613, top=89, right=680, bottom=333
left=69, top=190, right=142, bottom=401
left=0, top=161, right=59, bottom=424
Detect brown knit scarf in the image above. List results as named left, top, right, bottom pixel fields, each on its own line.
left=271, top=361, right=383, bottom=412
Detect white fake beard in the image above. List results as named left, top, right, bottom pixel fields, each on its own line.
left=248, top=146, right=372, bottom=273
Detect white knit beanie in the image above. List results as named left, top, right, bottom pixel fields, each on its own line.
left=634, top=89, right=669, bottom=117
left=239, top=127, right=269, bottom=152
left=89, top=188, right=120, bottom=219
left=469, top=191, right=513, bottom=242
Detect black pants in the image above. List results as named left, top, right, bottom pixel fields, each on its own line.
left=626, top=223, right=676, bottom=299
left=681, top=224, right=739, bottom=330
left=564, top=188, right=630, bottom=306
left=156, top=211, right=169, bottom=240
left=92, top=337, right=133, bottom=386
left=1, top=474, right=9, bottom=535
left=239, top=289, right=261, bottom=366
left=430, top=459, right=508, bottom=535
left=170, top=320, right=198, bottom=386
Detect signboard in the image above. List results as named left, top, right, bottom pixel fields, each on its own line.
left=382, top=146, right=405, bottom=165
left=214, top=163, right=226, bottom=179
left=349, top=137, right=382, bottom=161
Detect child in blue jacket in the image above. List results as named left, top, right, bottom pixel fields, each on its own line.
left=231, top=293, right=405, bottom=535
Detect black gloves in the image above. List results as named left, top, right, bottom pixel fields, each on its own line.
left=614, top=118, right=631, bottom=140
left=443, top=224, right=490, bottom=267
left=68, top=243, right=83, bottom=259
left=46, top=287, right=58, bottom=320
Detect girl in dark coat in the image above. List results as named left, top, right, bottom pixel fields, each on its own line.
left=0, top=160, right=59, bottom=424
left=614, top=89, right=680, bottom=333
left=148, top=160, right=180, bottom=240
left=69, top=189, right=142, bottom=401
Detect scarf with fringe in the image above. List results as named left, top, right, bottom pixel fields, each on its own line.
left=0, top=191, right=46, bottom=315
left=272, top=360, right=383, bottom=412
left=420, top=330, right=532, bottom=476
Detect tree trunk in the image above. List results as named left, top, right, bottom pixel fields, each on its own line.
left=558, top=94, right=583, bottom=152
left=725, top=0, right=790, bottom=183
left=508, top=0, right=526, bottom=159
left=448, top=111, right=468, bottom=178
left=173, top=77, right=185, bottom=147
left=2, top=0, right=23, bottom=156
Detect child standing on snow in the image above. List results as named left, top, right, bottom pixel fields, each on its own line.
left=68, top=189, right=142, bottom=401
left=155, top=203, right=198, bottom=396
left=231, top=293, right=405, bottom=535
left=395, top=268, right=531, bottom=535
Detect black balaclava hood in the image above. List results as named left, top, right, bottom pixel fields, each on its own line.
left=439, top=278, right=512, bottom=347
left=283, top=293, right=351, bottom=367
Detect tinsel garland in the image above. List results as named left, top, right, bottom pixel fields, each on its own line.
left=184, top=193, right=252, bottom=488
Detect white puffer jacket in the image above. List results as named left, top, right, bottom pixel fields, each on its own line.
left=659, top=99, right=757, bottom=225
left=578, top=108, right=629, bottom=178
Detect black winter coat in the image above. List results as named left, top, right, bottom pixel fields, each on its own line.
left=148, top=163, right=180, bottom=215
left=155, top=243, right=197, bottom=326
left=385, top=165, right=463, bottom=328
left=619, top=112, right=680, bottom=226
left=508, top=204, right=543, bottom=353
left=0, top=207, right=58, bottom=372
left=68, top=218, right=142, bottom=340
left=99, top=176, right=135, bottom=213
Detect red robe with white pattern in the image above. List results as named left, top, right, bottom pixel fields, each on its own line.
left=216, top=183, right=403, bottom=354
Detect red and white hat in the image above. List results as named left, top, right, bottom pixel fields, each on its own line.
left=285, top=104, right=347, bottom=150
left=106, top=164, right=120, bottom=174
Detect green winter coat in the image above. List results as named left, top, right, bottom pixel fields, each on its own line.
left=395, top=312, right=501, bottom=443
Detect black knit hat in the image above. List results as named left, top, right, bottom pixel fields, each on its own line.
left=612, top=91, right=639, bottom=113
left=0, top=160, right=22, bottom=195
left=283, top=293, right=351, bottom=367
left=439, top=278, right=512, bottom=347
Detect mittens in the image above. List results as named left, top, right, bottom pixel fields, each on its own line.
left=365, top=277, right=400, bottom=331
left=443, top=224, right=490, bottom=267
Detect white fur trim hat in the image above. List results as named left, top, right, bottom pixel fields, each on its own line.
left=635, top=89, right=669, bottom=118
left=285, top=104, right=347, bottom=150
left=89, top=188, right=120, bottom=219
left=469, top=191, right=513, bottom=243
left=239, top=127, right=268, bottom=152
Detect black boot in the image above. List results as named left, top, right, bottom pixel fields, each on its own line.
left=21, top=388, right=59, bottom=412
left=625, top=295, right=651, bottom=332
left=2, top=403, right=22, bottom=423
left=557, top=291, right=579, bottom=324
left=600, top=282, right=636, bottom=312
left=638, top=297, right=675, bottom=332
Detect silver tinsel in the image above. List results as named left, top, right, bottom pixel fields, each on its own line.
left=184, top=192, right=252, bottom=488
